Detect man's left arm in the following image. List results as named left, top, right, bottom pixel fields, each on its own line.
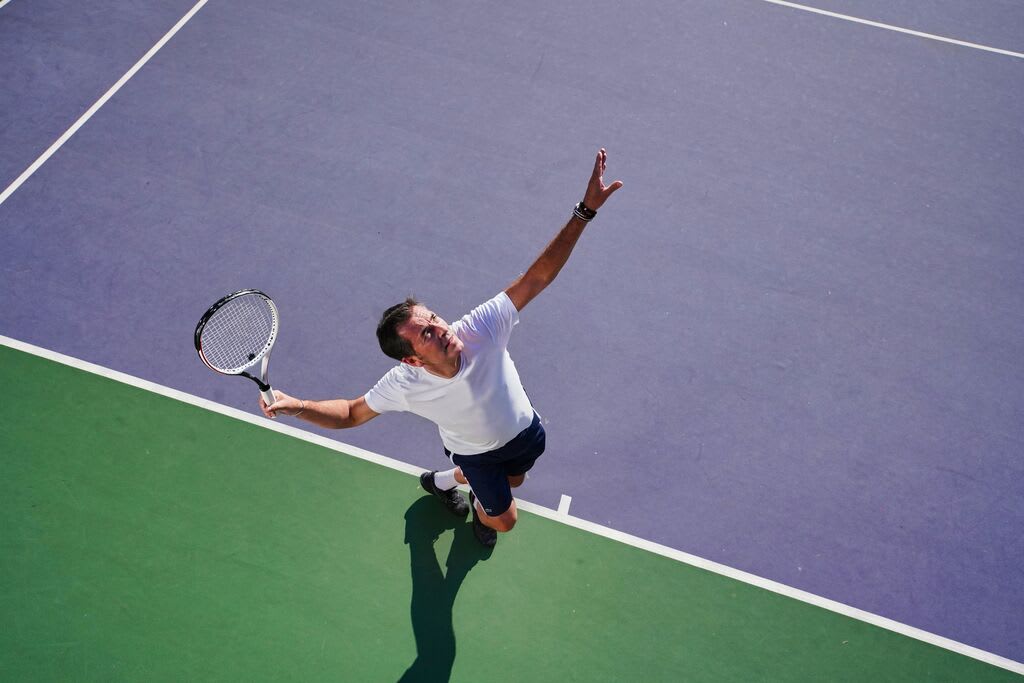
left=505, top=148, right=623, bottom=311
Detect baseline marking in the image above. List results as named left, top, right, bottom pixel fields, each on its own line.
left=0, top=0, right=14, bottom=10
left=0, top=334, right=1021, bottom=676
left=759, top=0, right=1024, bottom=59
left=0, top=0, right=209, bottom=208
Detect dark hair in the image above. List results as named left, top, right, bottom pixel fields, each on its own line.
left=376, top=297, right=419, bottom=360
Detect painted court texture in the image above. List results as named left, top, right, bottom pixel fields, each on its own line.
left=1, top=346, right=1019, bottom=680
left=2, top=0, right=1023, bottom=680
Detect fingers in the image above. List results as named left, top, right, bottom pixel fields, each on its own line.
left=259, top=397, right=276, bottom=418
left=259, top=389, right=286, bottom=418
left=583, top=148, right=622, bottom=210
left=264, top=402, right=287, bottom=419
left=592, top=148, right=607, bottom=179
left=590, top=148, right=619, bottom=190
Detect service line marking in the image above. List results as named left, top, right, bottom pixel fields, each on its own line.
left=1, top=333, right=1021, bottom=676
left=759, top=0, right=1024, bottom=59
left=0, top=0, right=209, bottom=208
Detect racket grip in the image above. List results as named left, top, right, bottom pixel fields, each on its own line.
left=260, top=386, right=277, bottom=408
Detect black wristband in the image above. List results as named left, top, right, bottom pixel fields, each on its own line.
left=573, top=201, right=597, bottom=222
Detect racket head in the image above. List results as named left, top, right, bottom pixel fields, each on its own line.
left=194, top=289, right=279, bottom=375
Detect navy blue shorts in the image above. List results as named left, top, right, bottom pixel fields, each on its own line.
left=445, top=413, right=545, bottom=517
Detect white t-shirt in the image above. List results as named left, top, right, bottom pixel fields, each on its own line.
left=364, top=291, right=535, bottom=455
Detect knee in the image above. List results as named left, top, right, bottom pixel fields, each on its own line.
left=493, top=518, right=516, bottom=533
left=492, top=508, right=517, bottom=532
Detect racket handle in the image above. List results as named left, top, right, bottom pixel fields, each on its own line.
left=260, top=386, right=277, bottom=408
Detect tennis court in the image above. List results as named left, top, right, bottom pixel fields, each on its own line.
left=2, top=343, right=1018, bottom=680
left=2, top=0, right=1022, bottom=680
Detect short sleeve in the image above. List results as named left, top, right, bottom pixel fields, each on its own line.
left=364, top=366, right=410, bottom=414
left=456, top=291, right=520, bottom=346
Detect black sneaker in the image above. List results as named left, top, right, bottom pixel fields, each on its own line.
left=420, top=471, right=469, bottom=518
left=469, top=492, right=497, bottom=548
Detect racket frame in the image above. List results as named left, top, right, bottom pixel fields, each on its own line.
left=194, top=288, right=279, bottom=406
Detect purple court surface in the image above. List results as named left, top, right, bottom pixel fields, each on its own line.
left=2, top=0, right=1022, bottom=665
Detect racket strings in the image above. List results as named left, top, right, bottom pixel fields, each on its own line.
left=200, top=295, right=277, bottom=373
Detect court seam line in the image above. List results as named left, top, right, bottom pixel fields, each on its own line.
left=759, top=0, right=1024, bottom=59
left=0, top=0, right=209, bottom=208
left=1, top=334, right=1021, bottom=676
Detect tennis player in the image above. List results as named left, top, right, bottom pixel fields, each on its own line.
left=261, top=148, right=622, bottom=547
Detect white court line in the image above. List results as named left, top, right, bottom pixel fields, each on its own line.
left=760, top=0, right=1024, bottom=59
left=0, top=0, right=209, bottom=208
left=557, top=494, right=573, bottom=516
left=1, top=0, right=1015, bottom=210
left=1, top=334, right=1021, bottom=676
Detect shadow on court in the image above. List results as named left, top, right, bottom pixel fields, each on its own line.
left=398, top=495, right=492, bottom=683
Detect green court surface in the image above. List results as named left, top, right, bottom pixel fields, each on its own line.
left=1, top=345, right=1018, bottom=682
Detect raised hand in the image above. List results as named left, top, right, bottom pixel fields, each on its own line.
left=582, top=148, right=623, bottom=211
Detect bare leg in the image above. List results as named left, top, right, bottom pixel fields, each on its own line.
left=473, top=497, right=517, bottom=532
left=460, top=471, right=525, bottom=532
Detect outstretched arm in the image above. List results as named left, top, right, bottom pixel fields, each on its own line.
left=260, top=390, right=379, bottom=429
left=505, top=148, right=622, bottom=311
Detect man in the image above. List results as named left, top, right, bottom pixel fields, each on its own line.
left=261, top=148, right=622, bottom=547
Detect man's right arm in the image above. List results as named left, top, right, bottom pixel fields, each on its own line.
left=260, top=391, right=379, bottom=429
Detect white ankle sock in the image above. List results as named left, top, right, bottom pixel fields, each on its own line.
left=433, top=468, right=459, bottom=491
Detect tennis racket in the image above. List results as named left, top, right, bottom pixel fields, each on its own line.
left=194, top=289, right=279, bottom=407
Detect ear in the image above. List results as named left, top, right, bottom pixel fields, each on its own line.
left=401, top=356, right=423, bottom=368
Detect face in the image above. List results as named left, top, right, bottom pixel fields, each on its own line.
left=396, top=305, right=464, bottom=367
